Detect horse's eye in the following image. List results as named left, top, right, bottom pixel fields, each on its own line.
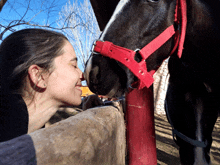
left=147, top=0, right=159, bottom=2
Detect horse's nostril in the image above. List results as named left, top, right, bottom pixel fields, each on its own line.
left=89, top=66, right=100, bottom=85
left=92, top=66, right=99, bottom=79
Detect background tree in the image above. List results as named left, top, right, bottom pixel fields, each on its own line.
left=0, top=0, right=72, bottom=40
left=58, top=0, right=101, bottom=69
left=1, top=0, right=100, bottom=71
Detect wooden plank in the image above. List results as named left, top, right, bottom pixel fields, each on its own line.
left=0, top=105, right=126, bottom=165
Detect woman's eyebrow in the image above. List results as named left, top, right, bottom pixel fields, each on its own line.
left=70, top=57, right=78, bottom=62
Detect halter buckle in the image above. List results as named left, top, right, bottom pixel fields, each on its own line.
left=91, top=40, right=104, bottom=54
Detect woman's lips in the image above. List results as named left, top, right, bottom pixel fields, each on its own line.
left=75, top=84, right=82, bottom=92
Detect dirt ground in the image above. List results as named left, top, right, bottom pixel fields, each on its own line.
left=155, top=114, right=220, bottom=165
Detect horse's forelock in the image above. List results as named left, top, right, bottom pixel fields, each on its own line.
left=100, top=0, right=130, bottom=40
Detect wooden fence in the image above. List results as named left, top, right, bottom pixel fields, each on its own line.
left=0, top=105, right=126, bottom=165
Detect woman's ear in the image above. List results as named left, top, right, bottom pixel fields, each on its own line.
left=28, top=65, right=47, bottom=89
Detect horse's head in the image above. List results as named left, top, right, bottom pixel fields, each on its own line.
left=85, top=0, right=177, bottom=97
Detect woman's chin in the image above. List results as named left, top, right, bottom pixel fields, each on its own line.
left=71, top=98, right=82, bottom=107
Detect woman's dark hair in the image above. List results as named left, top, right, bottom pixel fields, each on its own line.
left=0, top=28, right=68, bottom=141
left=0, top=28, right=68, bottom=95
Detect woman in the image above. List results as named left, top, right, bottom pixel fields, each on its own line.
left=0, top=28, right=102, bottom=142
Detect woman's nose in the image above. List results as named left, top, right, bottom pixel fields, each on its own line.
left=78, top=68, right=84, bottom=81
left=80, top=73, right=85, bottom=81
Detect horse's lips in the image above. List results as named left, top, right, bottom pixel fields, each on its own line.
left=84, top=56, right=92, bottom=86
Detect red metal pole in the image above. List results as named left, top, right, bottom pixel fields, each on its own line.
left=126, top=87, right=157, bottom=165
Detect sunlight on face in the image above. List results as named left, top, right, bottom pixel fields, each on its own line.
left=46, top=41, right=83, bottom=106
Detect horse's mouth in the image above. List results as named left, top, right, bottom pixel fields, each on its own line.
left=84, top=72, right=126, bottom=98
left=84, top=54, right=129, bottom=98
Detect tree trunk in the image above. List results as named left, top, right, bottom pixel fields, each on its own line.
left=0, top=0, right=7, bottom=12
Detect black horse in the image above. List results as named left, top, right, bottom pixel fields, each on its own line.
left=85, top=0, right=220, bottom=164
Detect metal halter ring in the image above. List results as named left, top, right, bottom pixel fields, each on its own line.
left=91, top=39, right=104, bottom=54
left=134, top=48, right=140, bottom=52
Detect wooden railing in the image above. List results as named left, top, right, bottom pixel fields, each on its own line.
left=0, top=104, right=126, bottom=165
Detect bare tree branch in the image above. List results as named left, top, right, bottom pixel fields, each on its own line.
left=58, top=0, right=101, bottom=68
left=0, top=0, right=68, bottom=40
left=0, top=0, right=100, bottom=72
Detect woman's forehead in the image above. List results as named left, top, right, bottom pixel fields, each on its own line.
left=60, top=42, right=77, bottom=60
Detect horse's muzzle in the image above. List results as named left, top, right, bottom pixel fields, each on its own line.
left=84, top=54, right=127, bottom=98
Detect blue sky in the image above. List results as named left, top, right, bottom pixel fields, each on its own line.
left=1, top=0, right=84, bottom=38
left=1, top=0, right=96, bottom=83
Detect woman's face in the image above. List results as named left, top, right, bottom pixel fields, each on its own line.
left=46, top=41, right=83, bottom=106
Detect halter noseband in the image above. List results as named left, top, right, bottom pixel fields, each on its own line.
left=92, top=0, right=187, bottom=89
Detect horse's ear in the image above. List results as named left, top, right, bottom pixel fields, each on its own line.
left=90, top=0, right=120, bottom=31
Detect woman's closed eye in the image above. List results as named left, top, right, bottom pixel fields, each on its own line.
left=72, top=64, right=78, bottom=68
left=69, top=62, right=78, bottom=68
left=69, top=57, right=78, bottom=68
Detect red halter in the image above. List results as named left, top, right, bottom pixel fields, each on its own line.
left=92, top=0, right=187, bottom=89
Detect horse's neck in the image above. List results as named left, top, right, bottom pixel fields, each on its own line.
left=171, top=0, right=220, bottom=85
left=186, top=0, right=220, bottom=50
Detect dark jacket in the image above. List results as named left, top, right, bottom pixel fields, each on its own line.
left=0, top=94, right=28, bottom=142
